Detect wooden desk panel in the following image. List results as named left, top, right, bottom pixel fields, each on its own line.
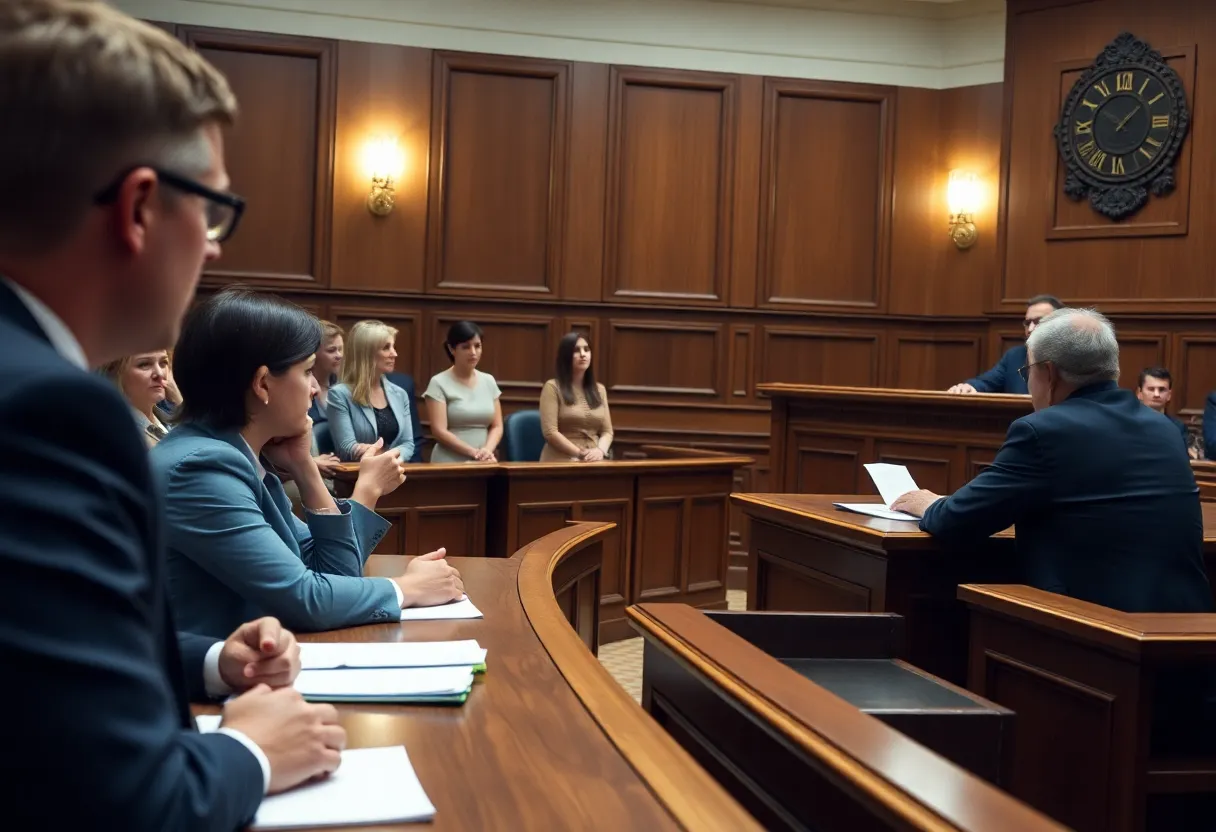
left=628, top=603, right=1064, bottom=832
left=335, top=463, right=494, bottom=557
left=196, top=524, right=758, bottom=831
left=960, top=584, right=1216, bottom=832
left=339, top=457, right=751, bottom=643
left=736, top=493, right=1216, bottom=685
left=759, top=384, right=1031, bottom=494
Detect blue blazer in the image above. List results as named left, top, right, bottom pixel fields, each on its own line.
left=1204, top=392, right=1216, bottom=460
left=151, top=422, right=399, bottom=638
left=921, top=381, right=1212, bottom=613
left=966, top=344, right=1029, bottom=394
left=0, top=281, right=262, bottom=829
left=327, top=376, right=415, bottom=462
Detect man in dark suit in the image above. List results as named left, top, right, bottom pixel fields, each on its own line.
left=946, top=294, right=1063, bottom=395
left=386, top=370, right=425, bottom=462
left=1135, top=366, right=1194, bottom=453
left=0, top=3, right=343, bottom=828
left=893, top=308, right=1210, bottom=614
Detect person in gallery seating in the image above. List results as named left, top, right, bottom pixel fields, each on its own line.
left=947, top=294, right=1063, bottom=394
left=1135, top=366, right=1195, bottom=457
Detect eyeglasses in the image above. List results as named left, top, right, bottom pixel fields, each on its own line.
left=1017, top=360, right=1047, bottom=382
left=93, top=167, right=245, bottom=243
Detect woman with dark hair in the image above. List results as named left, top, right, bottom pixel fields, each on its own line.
left=539, top=332, right=613, bottom=463
left=423, top=321, right=502, bottom=463
left=150, top=288, right=463, bottom=638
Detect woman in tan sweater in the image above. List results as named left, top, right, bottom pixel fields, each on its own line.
left=539, top=332, right=613, bottom=463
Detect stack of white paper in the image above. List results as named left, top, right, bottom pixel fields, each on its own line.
left=400, top=594, right=483, bottom=621
left=833, top=463, right=921, bottom=521
left=195, top=719, right=437, bottom=827
left=294, top=665, right=475, bottom=703
left=299, top=639, right=486, bottom=670
left=253, top=746, right=436, bottom=829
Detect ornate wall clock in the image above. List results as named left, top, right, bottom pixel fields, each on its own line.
left=1054, top=32, right=1190, bottom=221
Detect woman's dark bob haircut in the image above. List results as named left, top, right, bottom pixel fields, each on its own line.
left=174, top=286, right=322, bottom=430
left=443, top=320, right=483, bottom=362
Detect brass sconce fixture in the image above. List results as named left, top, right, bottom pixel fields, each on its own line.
left=365, top=137, right=403, bottom=217
left=947, top=169, right=979, bottom=250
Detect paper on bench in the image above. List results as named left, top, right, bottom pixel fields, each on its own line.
left=831, top=463, right=922, bottom=521
left=400, top=595, right=483, bottom=621
left=862, top=463, right=920, bottom=507
left=294, top=665, right=475, bottom=701
left=252, top=745, right=436, bottom=829
left=299, top=640, right=486, bottom=670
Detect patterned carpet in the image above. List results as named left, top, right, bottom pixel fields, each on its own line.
left=598, top=589, right=746, bottom=703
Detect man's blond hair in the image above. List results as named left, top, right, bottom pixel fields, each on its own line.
left=0, top=0, right=238, bottom=254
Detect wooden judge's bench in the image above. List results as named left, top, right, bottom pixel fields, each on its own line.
left=762, top=383, right=1033, bottom=495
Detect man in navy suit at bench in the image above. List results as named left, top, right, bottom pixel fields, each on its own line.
left=946, top=294, right=1064, bottom=395
left=0, top=2, right=344, bottom=829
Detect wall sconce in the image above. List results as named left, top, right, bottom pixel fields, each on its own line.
left=947, top=169, right=979, bottom=250
left=364, top=136, right=403, bottom=217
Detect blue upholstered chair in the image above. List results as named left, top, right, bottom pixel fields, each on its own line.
left=503, top=409, right=544, bottom=462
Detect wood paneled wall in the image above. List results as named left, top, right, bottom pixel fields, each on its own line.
left=160, top=0, right=1216, bottom=487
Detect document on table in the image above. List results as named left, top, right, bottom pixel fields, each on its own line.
left=299, top=640, right=487, bottom=671
left=833, top=463, right=921, bottom=521
left=294, top=665, right=476, bottom=703
left=253, top=746, right=436, bottom=829
left=400, top=594, right=483, bottom=621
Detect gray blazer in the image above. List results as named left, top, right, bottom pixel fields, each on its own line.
left=150, top=421, right=399, bottom=638
left=327, top=377, right=415, bottom=462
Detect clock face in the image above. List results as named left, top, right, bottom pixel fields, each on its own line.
left=1070, top=68, right=1178, bottom=181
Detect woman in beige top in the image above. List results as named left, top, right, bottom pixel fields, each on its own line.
left=539, top=332, right=613, bottom=463
left=100, top=350, right=172, bottom=448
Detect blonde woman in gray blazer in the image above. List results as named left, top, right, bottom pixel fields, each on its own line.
left=328, top=320, right=415, bottom=462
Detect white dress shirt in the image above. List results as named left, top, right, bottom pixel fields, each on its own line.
left=3, top=277, right=270, bottom=792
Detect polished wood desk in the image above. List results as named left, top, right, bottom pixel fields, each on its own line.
left=195, top=523, right=758, bottom=831
left=734, top=493, right=1216, bottom=685
left=960, top=584, right=1216, bottom=832
left=338, top=456, right=752, bottom=642
left=628, top=603, right=1063, bottom=832
left=1193, top=459, right=1216, bottom=502
left=760, top=384, right=1030, bottom=495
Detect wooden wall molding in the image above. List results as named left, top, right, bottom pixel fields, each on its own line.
left=426, top=52, right=571, bottom=299
left=184, top=26, right=336, bottom=289
left=756, top=78, right=896, bottom=313
left=603, top=66, right=739, bottom=307
left=605, top=319, right=724, bottom=399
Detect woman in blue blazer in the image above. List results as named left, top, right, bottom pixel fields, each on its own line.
left=328, top=320, right=415, bottom=462
left=150, top=288, right=463, bottom=638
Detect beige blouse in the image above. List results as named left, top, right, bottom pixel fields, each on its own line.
left=538, top=379, right=613, bottom=462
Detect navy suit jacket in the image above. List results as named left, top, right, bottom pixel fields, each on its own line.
left=1204, top=392, right=1216, bottom=460
left=966, top=344, right=1029, bottom=394
left=921, top=382, right=1212, bottom=613
left=0, top=281, right=262, bottom=829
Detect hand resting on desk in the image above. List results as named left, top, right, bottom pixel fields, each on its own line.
left=219, top=616, right=302, bottom=691
left=391, top=547, right=465, bottom=608
left=890, top=489, right=943, bottom=518
left=947, top=382, right=978, bottom=395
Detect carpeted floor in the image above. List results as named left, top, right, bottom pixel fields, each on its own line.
left=597, top=589, right=746, bottom=703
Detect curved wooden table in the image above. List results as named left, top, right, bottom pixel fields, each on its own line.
left=197, top=522, right=757, bottom=831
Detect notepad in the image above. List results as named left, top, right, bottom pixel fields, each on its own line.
left=252, top=745, right=436, bottom=829
left=400, top=595, right=484, bottom=621
left=299, top=640, right=487, bottom=671
left=294, top=665, right=475, bottom=704
left=832, top=463, right=921, bottom=521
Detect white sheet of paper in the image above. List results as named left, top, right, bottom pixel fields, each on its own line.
left=299, top=640, right=486, bottom=670
left=863, top=463, right=921, bottom=507
left=400, top=595, right=484, bottom=621
left=832, top=502, right=920, bottom=522
left=253, top=745, right=436, bottom=829
left=195, top=714, right=221, bottom=733
left=294, top=666, right=475, bottom=698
